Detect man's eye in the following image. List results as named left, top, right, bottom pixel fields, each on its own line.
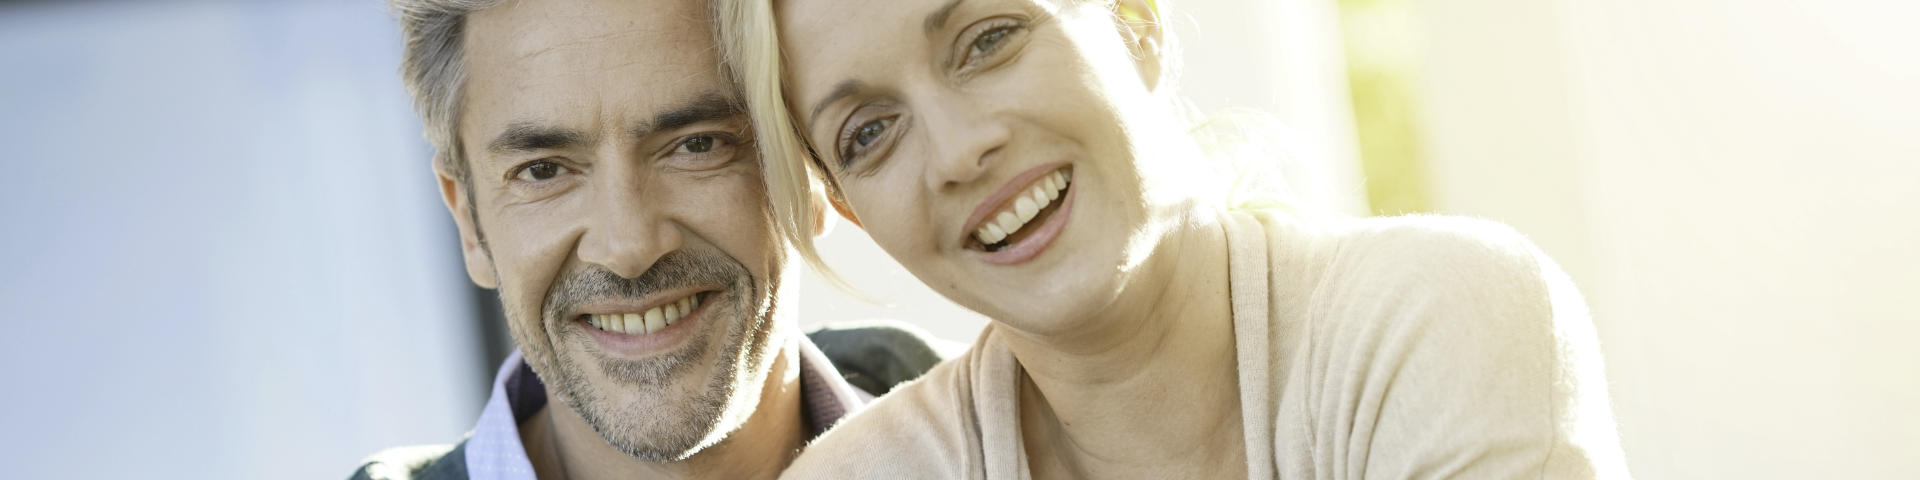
left=681, top=134, right=718, bottom=153
left=515, top=161, right=563, bottom=181
left=667, top=133, right=740, bottom=169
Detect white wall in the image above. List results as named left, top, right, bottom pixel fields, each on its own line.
left=0, top=2, right=481, bottom=478
left=1417, top=0, right=1920, bottom=477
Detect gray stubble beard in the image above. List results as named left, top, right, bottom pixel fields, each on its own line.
left=512, top=249, right=782, bottom=462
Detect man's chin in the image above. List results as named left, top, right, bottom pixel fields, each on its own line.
left=546, top=316, right=754, bottom=461
left=556, top=354, right=736, bottom=462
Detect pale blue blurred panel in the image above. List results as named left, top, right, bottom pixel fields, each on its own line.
left=0, top=1, right=482, bottom=478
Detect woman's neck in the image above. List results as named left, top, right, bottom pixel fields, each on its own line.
left=1000, top=207, right=1248, bottom=479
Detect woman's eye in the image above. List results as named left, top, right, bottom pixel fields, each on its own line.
left=972, top=27, right=1012, bottom=56
left=960, top=21, right=1024, bottom=68
left=515, top=161, right=563, bottom=182
left=855, top=121, right=886, bottom=147
left=840, top=117, right=894, bottom=163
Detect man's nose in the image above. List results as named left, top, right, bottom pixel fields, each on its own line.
left=923, top=100, right=1012, bottom=193
left=576, top=177, right=681, bottom=279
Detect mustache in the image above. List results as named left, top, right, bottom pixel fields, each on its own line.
left=543, top=249, right=747, bottom=321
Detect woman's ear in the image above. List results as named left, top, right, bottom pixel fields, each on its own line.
left=437, top=164, right=500, bottom=289
left=807, top=189, right=852, bottom=238
left=827, top=192, right=862, bottom=230
left=1113, top=0, right=1165, bottom=91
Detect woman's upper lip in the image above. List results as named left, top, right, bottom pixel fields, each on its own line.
left=959, top=161, right=1072, bottom=245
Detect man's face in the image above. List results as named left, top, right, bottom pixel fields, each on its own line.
left=449, top=0, right=789, bottom=461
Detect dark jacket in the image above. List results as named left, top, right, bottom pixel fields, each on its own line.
left=349, top=322, right=950, bottom=480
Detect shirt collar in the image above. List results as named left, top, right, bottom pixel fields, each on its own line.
left=462, top=337, right=865, bottom=480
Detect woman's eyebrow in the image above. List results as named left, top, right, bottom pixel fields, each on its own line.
left=923, top=0, right=967, bottom=36
left=808, top=79, right=868, bottom=125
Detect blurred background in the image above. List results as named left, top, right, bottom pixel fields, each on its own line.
left=1, top=0, right=1913, bottom=478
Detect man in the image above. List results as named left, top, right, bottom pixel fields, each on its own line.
left=352, top=0, right=942, bottom=478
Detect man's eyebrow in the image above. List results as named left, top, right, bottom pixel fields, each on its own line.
left=808, top=79, right=867, bottom=126
left=631, top=92, right=743, bottom=140
left=923, top=0, right=967, bottom=37
left=488, top=122, right=590, bottom=153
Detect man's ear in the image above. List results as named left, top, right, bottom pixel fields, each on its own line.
left=1113, top=0, right=1166, bottom=91
left=437, top=165, right=500, bottom=289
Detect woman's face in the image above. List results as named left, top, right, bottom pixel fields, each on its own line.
left=781, top=0, right=1184, bottom=329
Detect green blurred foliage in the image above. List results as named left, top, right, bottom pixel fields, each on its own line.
left=1336, top=0, right=1431, bottom=215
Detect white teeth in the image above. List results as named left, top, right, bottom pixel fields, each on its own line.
left=972, top=169, right=1074, bottom=246
left=645, top=309, right=667, bottom=332
left=1014, top=197, right=1038, bottom=222
left=644, top=308, right=665, bottom=332
left=584, top=293, right=706, bottom=335
left=641, top=307, right=664, bottom=334
left=622, top=313, right=643, bottom=335
left=982, top=223, right=1008, bottom=244
left=994, top=214, right=1023, bottom=241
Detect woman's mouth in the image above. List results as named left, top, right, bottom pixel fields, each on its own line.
left=973, top=169, right=1070, bottom=251
left=962, top=163, right=1073, bottom=263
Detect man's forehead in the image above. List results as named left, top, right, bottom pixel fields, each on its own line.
left=458, top=0, right=735, bottom=151
left=465, top=0, right=718, bottom=76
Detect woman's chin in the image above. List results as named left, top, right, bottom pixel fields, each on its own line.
left=976, top=279, right=1129, bottom=339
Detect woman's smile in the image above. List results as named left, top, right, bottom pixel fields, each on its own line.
left=962, top=163, right=1075, bottom=264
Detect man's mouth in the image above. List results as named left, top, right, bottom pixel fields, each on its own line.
left=580, top=291, right=707, bottom=336
left=968, top=167, right=1072, bottom=252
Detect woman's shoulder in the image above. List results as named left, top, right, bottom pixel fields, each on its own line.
left=1253, top=214, right=1624, bottom=477
left=1231, top=210, right=1556, bottom=299
left=1239, top=211, right=1582, bottom=345
left=1328, top=214, right=1544, bottom=270
left=1277, top=213, right=1551, bottom=292
left=782, top=329, right=1008, bottom=479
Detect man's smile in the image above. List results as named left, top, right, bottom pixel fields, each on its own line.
left=571, top=290, right=721, bottom=358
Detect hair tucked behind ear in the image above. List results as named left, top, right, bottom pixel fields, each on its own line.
left=712, top=0, right=855, bottom=292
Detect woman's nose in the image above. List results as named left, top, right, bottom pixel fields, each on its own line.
left=922, top=102, right=1012, bottom=193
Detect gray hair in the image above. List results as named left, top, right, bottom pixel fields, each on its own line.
left=392, top=0, right=505, bottom=183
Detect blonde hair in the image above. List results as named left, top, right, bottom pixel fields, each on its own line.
left=714, top=0, right=850, bottom=288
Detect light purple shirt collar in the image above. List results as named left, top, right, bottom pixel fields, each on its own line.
left=462, top=338, right=868, bottom=479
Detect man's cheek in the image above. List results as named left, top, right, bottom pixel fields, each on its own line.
left=494, top=237, right=575, bottom=335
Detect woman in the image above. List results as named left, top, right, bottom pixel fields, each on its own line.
left=716, top=0, right=1629, bottom=477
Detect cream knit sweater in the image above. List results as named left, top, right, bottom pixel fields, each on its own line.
left=781, top=210, right=1630, bottom=479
